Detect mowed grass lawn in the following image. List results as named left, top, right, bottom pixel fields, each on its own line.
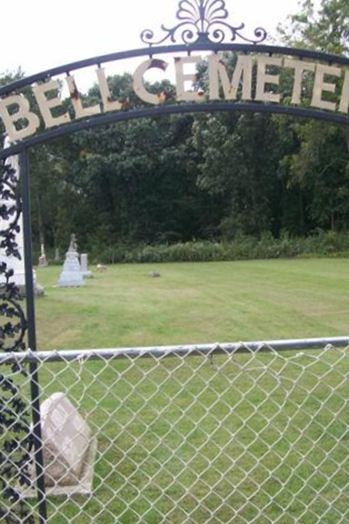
left=32, top=259, right=349, bottom=523
left=35, top=258, right=349, bottom=350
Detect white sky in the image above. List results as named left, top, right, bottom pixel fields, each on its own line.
left=3, top=0, right=303, bottom=80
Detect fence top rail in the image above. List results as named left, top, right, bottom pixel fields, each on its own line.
left=0, top=337, right=348, bottom=364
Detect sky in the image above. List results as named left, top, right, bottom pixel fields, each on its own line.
left=3, top=0, right=304, bottom=81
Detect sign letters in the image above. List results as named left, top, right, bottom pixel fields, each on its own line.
left=1, top=52, right=349, bottom=143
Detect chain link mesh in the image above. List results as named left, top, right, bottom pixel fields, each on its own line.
left=1, top=343, right=349, bottom=523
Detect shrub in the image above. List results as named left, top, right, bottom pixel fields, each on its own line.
left=39, top=231, right=349, bottom=265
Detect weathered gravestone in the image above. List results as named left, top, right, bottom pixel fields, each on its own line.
left=80, top=253, right=92, bottom=278
left=24, top=393, right=96, bottom=497
left=38, top=243, right=48, bottom=267
left=38, top=254, right=48, bottom=268
left=58, top=234, right=84, bottom=287
left=40, top=393, right=96, bottom=495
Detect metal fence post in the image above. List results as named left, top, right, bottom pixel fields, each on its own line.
left=20, top=148, right=47, bottom=523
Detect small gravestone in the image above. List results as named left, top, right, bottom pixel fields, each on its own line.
left=23, top=393, right=96, bottom=497
left=38, top=254, right=48, bottom=268
left=149, top=271, right=161, bottom=278
left=58, top=234, right=84, bottom=287
left=41, top=393, right=96, bottom=494
left=38, top=244, right=48, bottom=267
left=81, top=253, right=92, bottom=278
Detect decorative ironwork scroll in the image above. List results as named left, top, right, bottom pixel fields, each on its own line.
left=0, top=160, right=33, bottom=522
left=141, top=0, right=267, bottom=45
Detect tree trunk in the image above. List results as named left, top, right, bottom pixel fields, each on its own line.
left=36, top=194, right=45, bottom=248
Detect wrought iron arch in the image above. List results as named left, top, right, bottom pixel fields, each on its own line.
left=2, top=98, right=349, bottom=162
left=0, top=43, right=349, bottom=160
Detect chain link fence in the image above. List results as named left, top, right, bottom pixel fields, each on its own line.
left=1, top=340, right=349, bottom=523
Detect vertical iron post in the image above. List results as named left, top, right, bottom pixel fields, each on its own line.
left=20, top=148, right=48, bottom=523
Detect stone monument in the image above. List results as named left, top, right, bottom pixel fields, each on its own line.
left=54, top=247, right=60, bottom=263
left=23, top=393, right=96, bottom=497
left=0, top=136, right=44, bottom=296
left=58, top=234, right=84, bottom=287
left=80, top=253, right=92, bottom=278
left=38, top=243, right=48, bottom=268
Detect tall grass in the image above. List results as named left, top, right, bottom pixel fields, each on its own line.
left=79, top=231, right=349, bottom=265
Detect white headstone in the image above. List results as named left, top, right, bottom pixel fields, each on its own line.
left=41, top=393, right=92, bottom=487
left=38, top=255, right=48, bottom=268
left=58, top=235, right=84, bottom=287
left=80, top=253, right=92, bottom=278
left=22, top=393, right=96, bottom=497
left=39, top=244, right=48, bottom=267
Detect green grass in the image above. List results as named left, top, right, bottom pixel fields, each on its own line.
left=30, top=259, right=349, bottom=522
left=36, top=258, right=349, bottom=350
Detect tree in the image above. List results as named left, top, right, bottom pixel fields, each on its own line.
left=280, top=0, right=349, bottom=55
left=192, top=111, right=286, bottom=239
left=278, top=0, right=349, bottom=232
left=34, top=72, right=216, bottom=251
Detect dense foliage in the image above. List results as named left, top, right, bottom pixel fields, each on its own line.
left=10, top=0, right=349, bottom=259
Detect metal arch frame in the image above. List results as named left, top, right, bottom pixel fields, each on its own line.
left=2, top=102, right=349, bottom=161
left=1, top=42, right=349, bottom=160
left=2, top=42, right=349, bottom=99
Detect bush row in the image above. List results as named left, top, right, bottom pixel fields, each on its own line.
left=86, top=231, right=349, bottom=264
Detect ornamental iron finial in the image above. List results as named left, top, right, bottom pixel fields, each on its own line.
left=141, top=0, right=267, bottom=46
